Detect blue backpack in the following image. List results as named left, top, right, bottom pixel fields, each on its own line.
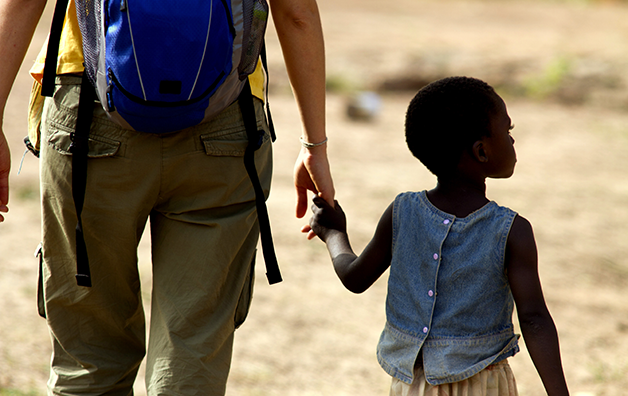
left=41, top=0, right=281, bottom=288
left=45, top=0, right=269, bottom=133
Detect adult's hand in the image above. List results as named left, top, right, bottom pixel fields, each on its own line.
left=294, top=144, right=334, bottom=219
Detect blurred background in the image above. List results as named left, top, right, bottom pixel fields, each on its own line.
left=1, top=0, right=627, bottom=395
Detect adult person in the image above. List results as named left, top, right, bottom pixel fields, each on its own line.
left=0, top=0, right=334, bottom=394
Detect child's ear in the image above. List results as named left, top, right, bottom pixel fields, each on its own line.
left=472, top=140, right=489, bottom=163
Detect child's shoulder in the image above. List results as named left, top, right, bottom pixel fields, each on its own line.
left=392, top=190, right=431, bottom=216
left=393, top=190, right=429, bottom=207
left=507, top=214, right=535, bottom=247
left=394, top=190, right=427, bottom=199
left=490, top=200, right=519, bottom=221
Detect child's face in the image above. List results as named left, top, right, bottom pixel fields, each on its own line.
left=483, top=96, right=517, bottom=178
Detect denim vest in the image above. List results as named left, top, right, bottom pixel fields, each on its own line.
left=377, top=191, right=520, bottom=385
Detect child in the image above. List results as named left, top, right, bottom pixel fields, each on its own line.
left=303, top=77, right=570, bottom=395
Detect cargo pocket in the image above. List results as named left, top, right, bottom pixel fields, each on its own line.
left=199, top=102, right=269, bottom=157
left=200, top=129, right=250, bottom=157
left=43, top=75, right=122, bottom=159
left=46, top=125, right=121, bottom=158
left=234, top=252, right=256, bottom=329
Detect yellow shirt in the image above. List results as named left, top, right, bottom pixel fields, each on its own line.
left=30, top=0, right=84, bottom=83
left=29, top=0, right=265, bottom=146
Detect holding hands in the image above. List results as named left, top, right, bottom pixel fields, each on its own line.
left=294, top=144, right=335, bottom=219
left=302, top=195, right=346, bottom=241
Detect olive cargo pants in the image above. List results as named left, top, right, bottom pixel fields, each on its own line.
left=38, top=76, right=272, bottom=395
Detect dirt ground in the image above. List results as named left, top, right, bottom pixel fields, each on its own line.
left=1, top=0, right=628, bottom=395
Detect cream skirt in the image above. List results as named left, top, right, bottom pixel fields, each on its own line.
left=390, top=360, right=519, bottom=396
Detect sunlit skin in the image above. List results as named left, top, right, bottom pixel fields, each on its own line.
left=303, top=91, right=570, bottom=396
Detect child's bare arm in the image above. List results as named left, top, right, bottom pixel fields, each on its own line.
left=308, top=196, right=393, bottom=293
left=506, top=215, right=569, bottom=396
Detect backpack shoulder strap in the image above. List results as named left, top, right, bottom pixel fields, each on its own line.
left=71, top=73, right=97, bottom=287
left=40, top=0, right=95, bottom=287
left=42, top=0, right=70, bottom=97
left=238, top=79, right=282, bottom=285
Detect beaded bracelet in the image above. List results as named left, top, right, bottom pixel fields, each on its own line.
left=299, top=136, right=328, bottom=148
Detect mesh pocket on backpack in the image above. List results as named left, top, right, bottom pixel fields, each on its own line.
left=75, top=0, right=102, bottom=87
left=238, top=0, right=269, bottom=79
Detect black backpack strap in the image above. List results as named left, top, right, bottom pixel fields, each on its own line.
left=238, top=80, right=282, bottom=285
left=41, top=0, right=70, bottom=97
left=70, top=73, right=96, bottom=287
left=41, top=0, right=95, bottom=287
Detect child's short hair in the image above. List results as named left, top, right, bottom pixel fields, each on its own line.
left=405, top=76, right=500, bottom=177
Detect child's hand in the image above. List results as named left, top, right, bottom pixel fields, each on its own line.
left=301, top=195, right=347, bottom=241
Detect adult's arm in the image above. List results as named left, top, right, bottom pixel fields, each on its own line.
left=0, top=0, right=48, bottom=221
left=268, top=0, right=335, bottom=218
